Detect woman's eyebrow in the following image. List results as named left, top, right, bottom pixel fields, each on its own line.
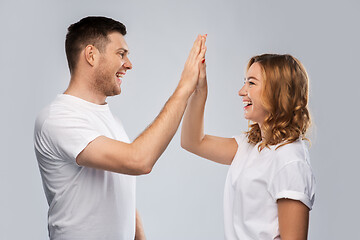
left=245, top=76, right=259, bottom=81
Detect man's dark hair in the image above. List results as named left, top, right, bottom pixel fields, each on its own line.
left=65, top=16, right=127, bottom=73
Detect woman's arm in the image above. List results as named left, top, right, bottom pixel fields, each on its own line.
left=277, top=199, right=309, bottom=240
left=181, top=38, right=237, bottom=165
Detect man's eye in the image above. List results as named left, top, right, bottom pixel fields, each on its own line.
left=118, top=52, right=125, bottom=58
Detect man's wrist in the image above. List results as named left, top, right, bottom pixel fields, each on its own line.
left=173, top=82, right=194, bottom=100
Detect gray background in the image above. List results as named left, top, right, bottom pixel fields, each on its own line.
left=1, top=0, right=359, bottom=239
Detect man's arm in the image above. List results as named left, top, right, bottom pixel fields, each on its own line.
left=134, top=209, right=146, bottom=240
left=77, top=35, right=207, bottom=175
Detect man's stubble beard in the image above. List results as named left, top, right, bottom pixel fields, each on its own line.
left=93, top=64, right=120, bottom=97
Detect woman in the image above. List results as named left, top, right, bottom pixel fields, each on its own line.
left=181, top=52, right=315, bottom=239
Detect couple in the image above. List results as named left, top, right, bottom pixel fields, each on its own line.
left=34, top=16, right=315, bottom=240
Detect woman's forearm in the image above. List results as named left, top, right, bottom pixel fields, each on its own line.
left=181, top=85, right=208, bottom=153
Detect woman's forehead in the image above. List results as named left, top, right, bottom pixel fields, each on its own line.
left=246, top=62, right=263, bottom=81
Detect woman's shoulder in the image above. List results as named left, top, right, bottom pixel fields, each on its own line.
left=233, top=133, right=248, bottom=145
left=233, top=133, right=256, bottom=151
left=273, top=138, right=310, bottom=166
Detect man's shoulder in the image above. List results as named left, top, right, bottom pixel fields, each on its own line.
left=35, top=95, right=88, bottom=134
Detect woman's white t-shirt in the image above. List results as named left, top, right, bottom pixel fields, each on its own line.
left=224, top=134, right=315, bottom=240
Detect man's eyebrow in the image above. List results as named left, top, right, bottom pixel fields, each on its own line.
left=117, top=48, right=130, bottom=54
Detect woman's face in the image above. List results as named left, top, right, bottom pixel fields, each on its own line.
left=238, top=62, right=269, bottom=125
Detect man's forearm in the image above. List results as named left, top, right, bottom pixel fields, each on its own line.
left=132, top=86, right=191, bottom=170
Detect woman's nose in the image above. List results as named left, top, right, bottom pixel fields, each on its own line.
left=238, top=85, right=247, bottom=96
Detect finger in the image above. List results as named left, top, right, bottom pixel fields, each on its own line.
left=194, top=35, right=206, bottom=63
left=198, top=36, right=204, bottom=56
left=201, top=35, right=207, bottom=56
left=188, top=35, right=200, bottom=57
left=197, top=45, right=207, bottom=63
left=199, top=60, right=206, bottom=73
left=201, top=34, right=207, bottom=41
left=199, top=59, right=207, bottom=84
left=188, top=35, right=202, bottom=61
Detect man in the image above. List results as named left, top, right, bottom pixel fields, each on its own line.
left=34, top=16, right=206, bottom=240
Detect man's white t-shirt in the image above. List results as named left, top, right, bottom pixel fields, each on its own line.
left=34, top=94, right=136, bottom=240
left=224, top=134, right=315, bottom=240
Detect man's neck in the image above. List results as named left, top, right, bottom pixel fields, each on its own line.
left=64, top=76, right=107, bottom=105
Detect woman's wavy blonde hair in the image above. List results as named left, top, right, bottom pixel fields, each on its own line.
left=245, top=54, right=311, bottom=151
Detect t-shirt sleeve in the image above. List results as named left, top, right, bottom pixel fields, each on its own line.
left=41, top=114, right=102, bottom=164
left=233, top=133, right=248, bottom=148
left=268, top=161, right=316, bottom=210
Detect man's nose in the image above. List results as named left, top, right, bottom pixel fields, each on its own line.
left=123, top=57, right=132, bottom=70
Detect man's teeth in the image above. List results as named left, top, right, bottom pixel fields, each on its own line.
left=116, top=72, right=125, bottom=78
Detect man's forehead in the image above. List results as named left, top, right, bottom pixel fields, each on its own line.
left=107, top=32, right=129, bottom=51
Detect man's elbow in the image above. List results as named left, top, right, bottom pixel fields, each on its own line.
left=136, top=163, right=152, bottom=175
left=130, top=155, right=153, bottom=175
left=124, top=163, right=152, bottom=176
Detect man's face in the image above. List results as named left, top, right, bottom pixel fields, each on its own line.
left=93, top=32, right=132, bottom=96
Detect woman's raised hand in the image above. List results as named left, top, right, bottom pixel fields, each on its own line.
left=197, top=35, right=207, bottom=90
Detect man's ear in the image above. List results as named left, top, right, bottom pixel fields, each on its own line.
left=84, top=45, right=99, bottom=67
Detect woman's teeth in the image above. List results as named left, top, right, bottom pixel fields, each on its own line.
left=244, top=101, right=252, bottom=107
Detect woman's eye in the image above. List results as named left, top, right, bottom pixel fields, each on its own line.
left=249, top=81, right=255, bottom=85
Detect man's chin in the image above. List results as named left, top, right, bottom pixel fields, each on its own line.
left=116, top=87, right=121, bottom=95
left=112, top=88, right=121, bottom=96
left=104, top=88, right=121, bottom=97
